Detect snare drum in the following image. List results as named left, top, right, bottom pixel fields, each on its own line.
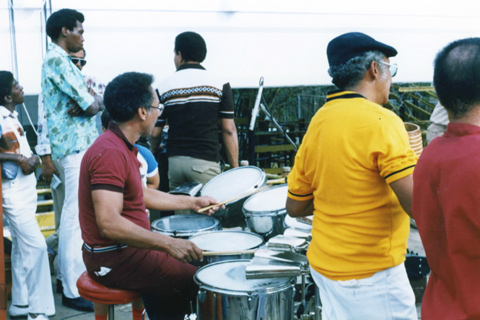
left=189, top=231, right=263, bottom=265
left=195, top=260, right=295, bottom=320
left=243, top=184, right=288, bottom=240
left=151, top=214, right=221, bottom=238
left=201, top=166, right=267, bottom=228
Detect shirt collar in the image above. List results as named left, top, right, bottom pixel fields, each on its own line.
left=176, top=63, right=206, bottom=72
left=445, top=122, right=480, bottom=137
left=48, top=42, right=70, bottom=59
left=326, top=90, right=365, bottom=102
left=107, top=121, right=136, bottom=150
left=0, top=106, right=18, bottom=119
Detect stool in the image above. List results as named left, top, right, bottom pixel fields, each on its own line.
left=77, top=271, right=142, bottom=320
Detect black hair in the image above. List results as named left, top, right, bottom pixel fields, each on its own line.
left=0, top=71, right=14, bottom=105
left=100, top=110, right=111, bottom=130
left=174, top=31, right=207, bottom=63
left=103, top=72, right=154, bottom=123
left=434, top=38, right=480, bottom=119
left=46, top=9, right=85, bottom=41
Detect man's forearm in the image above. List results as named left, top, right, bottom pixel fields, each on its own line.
left=223, top=132, right=239, bottom=167
left=84, top=96, right=104, bottom=117
left=143, top=187, right=195, bottom=211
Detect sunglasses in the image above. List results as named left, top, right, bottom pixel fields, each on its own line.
left=71, top=58, right=87, bottom=67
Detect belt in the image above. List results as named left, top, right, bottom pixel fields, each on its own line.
left=83, top=243, right=128, bottom=253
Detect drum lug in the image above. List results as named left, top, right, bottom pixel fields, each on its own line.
left=198, top=289, right=206, bottom=303
left=247, top=295, right=253, bottom=310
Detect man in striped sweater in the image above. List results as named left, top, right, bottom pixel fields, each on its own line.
left=150, top=31, right=239, bottom=190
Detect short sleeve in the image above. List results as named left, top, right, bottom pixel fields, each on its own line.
left=89, top=148, right=128, bottom=190
left=287, top=142, right=315, bottom=201
left=219, top=83, right=234, bottom=119
left=376, top=115, right=417, bottom=184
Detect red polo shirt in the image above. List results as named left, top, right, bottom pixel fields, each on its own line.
left=413, top=123, right=480, bottom=319
left=79, top=122, right=150, bottom=246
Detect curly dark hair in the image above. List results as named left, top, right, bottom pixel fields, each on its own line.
left=0, top=71, right=14, bottom=106
left=46, top=9, right=85, bottom=41
left=104, top=72, right=154, bottom=123
left=174, top=31, right=207, bottom=63
left=328, top=51, right=387, bottom=90
left=434, top=38, right=480, bottom=119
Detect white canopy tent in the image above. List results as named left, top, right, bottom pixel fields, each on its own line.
left=1, top=0, right=480, bottom=95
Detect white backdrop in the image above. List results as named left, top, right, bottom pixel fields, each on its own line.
left=1, top=0, right=480, bottom=95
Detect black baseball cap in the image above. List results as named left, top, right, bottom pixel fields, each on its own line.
left=327, top=32, right=397, bottom=67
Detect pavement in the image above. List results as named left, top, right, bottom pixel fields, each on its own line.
left=7, top=276, right=145, bottom=320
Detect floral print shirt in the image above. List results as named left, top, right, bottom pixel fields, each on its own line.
left=41, top=43, right=97, bottom=160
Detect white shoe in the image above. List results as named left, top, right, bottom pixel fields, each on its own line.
left=27, top=314, right=49, bottom=320
left=8, top=304, right=28, bottom=317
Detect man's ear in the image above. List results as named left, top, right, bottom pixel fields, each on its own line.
left=367, top=60, right=381, bottom=81
left=3, top=95, right=12, bottom=104
left=137, top=107, right=148, bottom=121
left=61, top=27, right=69, bottom=37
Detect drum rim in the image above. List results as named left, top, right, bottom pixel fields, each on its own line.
left=194, top=259, right=296, bottom=295
left=151, top=214, right=221, bottom=235
left=189, top=230, right=264, bottom=251
left=242, top=184, right=288, bottom=215
left=200, top=166, right=267, bottom=204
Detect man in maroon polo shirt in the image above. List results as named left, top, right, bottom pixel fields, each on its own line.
left=78, top=72, right=220, bottom=320
left=413, top=38, right=480, bottom=319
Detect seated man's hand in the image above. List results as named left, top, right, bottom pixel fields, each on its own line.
left=166, top=238, right=203, bottom=263
left=192, top=196, right=225, bottom=215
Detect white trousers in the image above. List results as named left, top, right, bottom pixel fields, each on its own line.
left=58, top=150, right=86, bottom=298
left=3, top=171, right=55, bottom=315
left=311, top=263, right=417, bottom=320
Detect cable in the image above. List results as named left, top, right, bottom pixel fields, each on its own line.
left=21, top=103, right=38, bottom=136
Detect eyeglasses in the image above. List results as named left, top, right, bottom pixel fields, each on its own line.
left=379, top=61, right=398, bottom=77
left=71, top=57, right=87, bottom=67
left=147, top=105, right=164, bottom=114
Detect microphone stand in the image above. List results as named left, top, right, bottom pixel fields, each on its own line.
left=260, top=103, right=298, bottom=152
left=248, top=77, right=265, bottom=165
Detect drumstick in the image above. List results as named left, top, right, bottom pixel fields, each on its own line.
left=202, top=249, right=257, bottom=256
left=197, top=185, right=270, bottom=213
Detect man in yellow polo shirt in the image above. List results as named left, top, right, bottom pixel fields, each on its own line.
left=286, top=32, right=418, bottom=320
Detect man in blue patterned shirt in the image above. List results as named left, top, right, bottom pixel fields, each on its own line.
left=41, top=8, right=102, bottom=312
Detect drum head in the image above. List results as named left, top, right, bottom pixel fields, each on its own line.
left=195, top=260, right=293, bottom=294
left=243, top=184, right=288, bottom=216
left=189, top=231, right=263, bottom=252
left=284, top=215, right=313, bottom=232
left=201, top=166, right=266, bottom=204
left=151, top=214, right=220, bottom=237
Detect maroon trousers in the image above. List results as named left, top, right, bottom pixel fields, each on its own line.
left=83, top=246, right=197, bottom=319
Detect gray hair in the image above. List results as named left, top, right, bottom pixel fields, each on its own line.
left=328, top=51, right=388, bottom=89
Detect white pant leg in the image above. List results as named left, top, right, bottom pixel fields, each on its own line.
left=10, top=233, right=28, bottom=306
left=310, top=264, right=417, bottom=320
left=58, top=150, right=86, bottom=298
left=2, top=173, right=55, bottom=315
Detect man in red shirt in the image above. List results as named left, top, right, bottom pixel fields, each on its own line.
left=413, top=38, right=480, bottom=319
left=79, top=72, right=220, bottom=320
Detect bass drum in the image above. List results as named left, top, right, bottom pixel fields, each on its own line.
left=151, top=214, right=221, bottom=239
left=200, top=166, right=266, bottom=228
left=195, top=260, right=295, bottom=320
